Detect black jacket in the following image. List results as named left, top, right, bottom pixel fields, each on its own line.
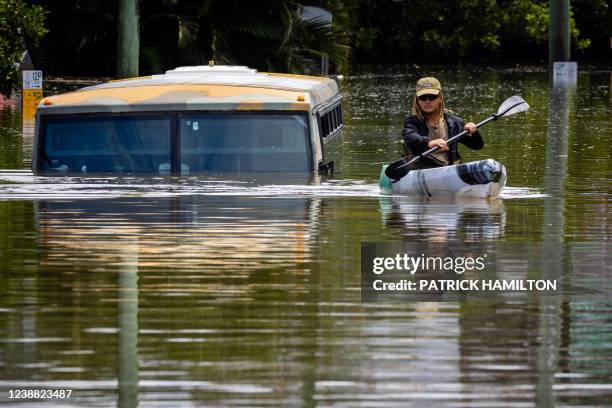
left=402, top=111, right=484, bottom=166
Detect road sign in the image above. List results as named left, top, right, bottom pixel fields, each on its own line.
left=23, top=70, right=43, bottom=89
left=552, top=62, right=577, bottom=87
left=22, top=70, right=43, bottom=124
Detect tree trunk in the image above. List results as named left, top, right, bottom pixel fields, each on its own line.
left=117, top=0, right=139, bottom=78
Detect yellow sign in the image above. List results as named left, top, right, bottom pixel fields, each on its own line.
left=22, top=89, right=43, bottom=120
left=22, top=70, right=43, bottom=124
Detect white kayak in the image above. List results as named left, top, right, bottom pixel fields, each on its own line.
left=380, top=159, right=507, bottom=198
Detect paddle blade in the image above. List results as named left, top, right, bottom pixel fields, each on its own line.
left=384, top=158, right=410, bottom=181
left=497, top=95, right=529, bottom=118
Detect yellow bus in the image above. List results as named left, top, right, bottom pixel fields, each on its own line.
left=32, top=65, right=343, bottom=175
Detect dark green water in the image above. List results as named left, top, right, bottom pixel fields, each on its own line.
left=0, top=66, right=610, bottom=407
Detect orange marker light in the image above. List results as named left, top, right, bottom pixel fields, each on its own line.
left=297, top=95, right=305, bottom=102
left=43, top=99, right=53, bottom=106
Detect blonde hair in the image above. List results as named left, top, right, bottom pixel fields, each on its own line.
left=411, top=93, right=445, bottom=122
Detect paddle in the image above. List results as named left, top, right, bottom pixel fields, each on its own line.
left=384, top=95, right=529, bottom=181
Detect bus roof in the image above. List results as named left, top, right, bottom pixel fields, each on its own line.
left=37, top=66, right=341, bottom=115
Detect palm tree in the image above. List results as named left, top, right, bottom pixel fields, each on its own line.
left=32, top=0, right=349, bottom=78
left=140, top=0, right=349, bottom=75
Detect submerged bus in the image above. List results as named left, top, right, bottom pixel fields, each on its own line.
left=32, top=65, right=343, bottom=175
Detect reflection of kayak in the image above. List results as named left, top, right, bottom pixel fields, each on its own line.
left=379, top=159, right=507, bottom=199
left=379, top=195, right=506, bottom=239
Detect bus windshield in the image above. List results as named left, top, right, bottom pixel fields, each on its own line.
left=40, top=116, right=171, bottom=173
left=180, top=114, right=309, bottom=172
left=38, top=113, right=311, bottom=173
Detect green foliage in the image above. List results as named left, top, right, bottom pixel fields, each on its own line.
left=572, top=0, right=610, bottom=57
left=350, top=0, right=605, bottom=63
left=141, top=0, right=350, bottom=75
left=28, top=0, right=350, bottom=77
left=501, top=0, right=593, bottom=54
left=277, top=4, right=350, bottom=73
left=419, top=0, right=502, bottom=60
left=0, top=0, right=46, bottom=97
left=23, top=0, right=610, bottom=78
left=353, top=26, right=376, bottom=50
left=501, top=0, right=549, bottom=45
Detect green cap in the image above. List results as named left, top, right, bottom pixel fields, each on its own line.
left=416, top=77, right=441, bottom=97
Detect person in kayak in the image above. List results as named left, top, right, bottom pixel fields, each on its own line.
left=402, top=77, right=483, bottom=168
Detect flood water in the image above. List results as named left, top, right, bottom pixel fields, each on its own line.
left=0, top=66, right=610, bottom=407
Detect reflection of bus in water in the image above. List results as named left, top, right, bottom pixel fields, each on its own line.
left=36, top=195, right=320, bottom=272
left=32, top=65, right=343, bottom=175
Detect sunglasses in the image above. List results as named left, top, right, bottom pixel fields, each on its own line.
left=418, top=94, right=439, bottom=102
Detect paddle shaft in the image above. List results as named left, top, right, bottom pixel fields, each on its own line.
left=402, top=114, right=497, bottom=168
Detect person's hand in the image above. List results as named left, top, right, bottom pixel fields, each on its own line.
left=428, top=138, right=448, bottom=151
left=464, top=122, right=477, bottom=135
